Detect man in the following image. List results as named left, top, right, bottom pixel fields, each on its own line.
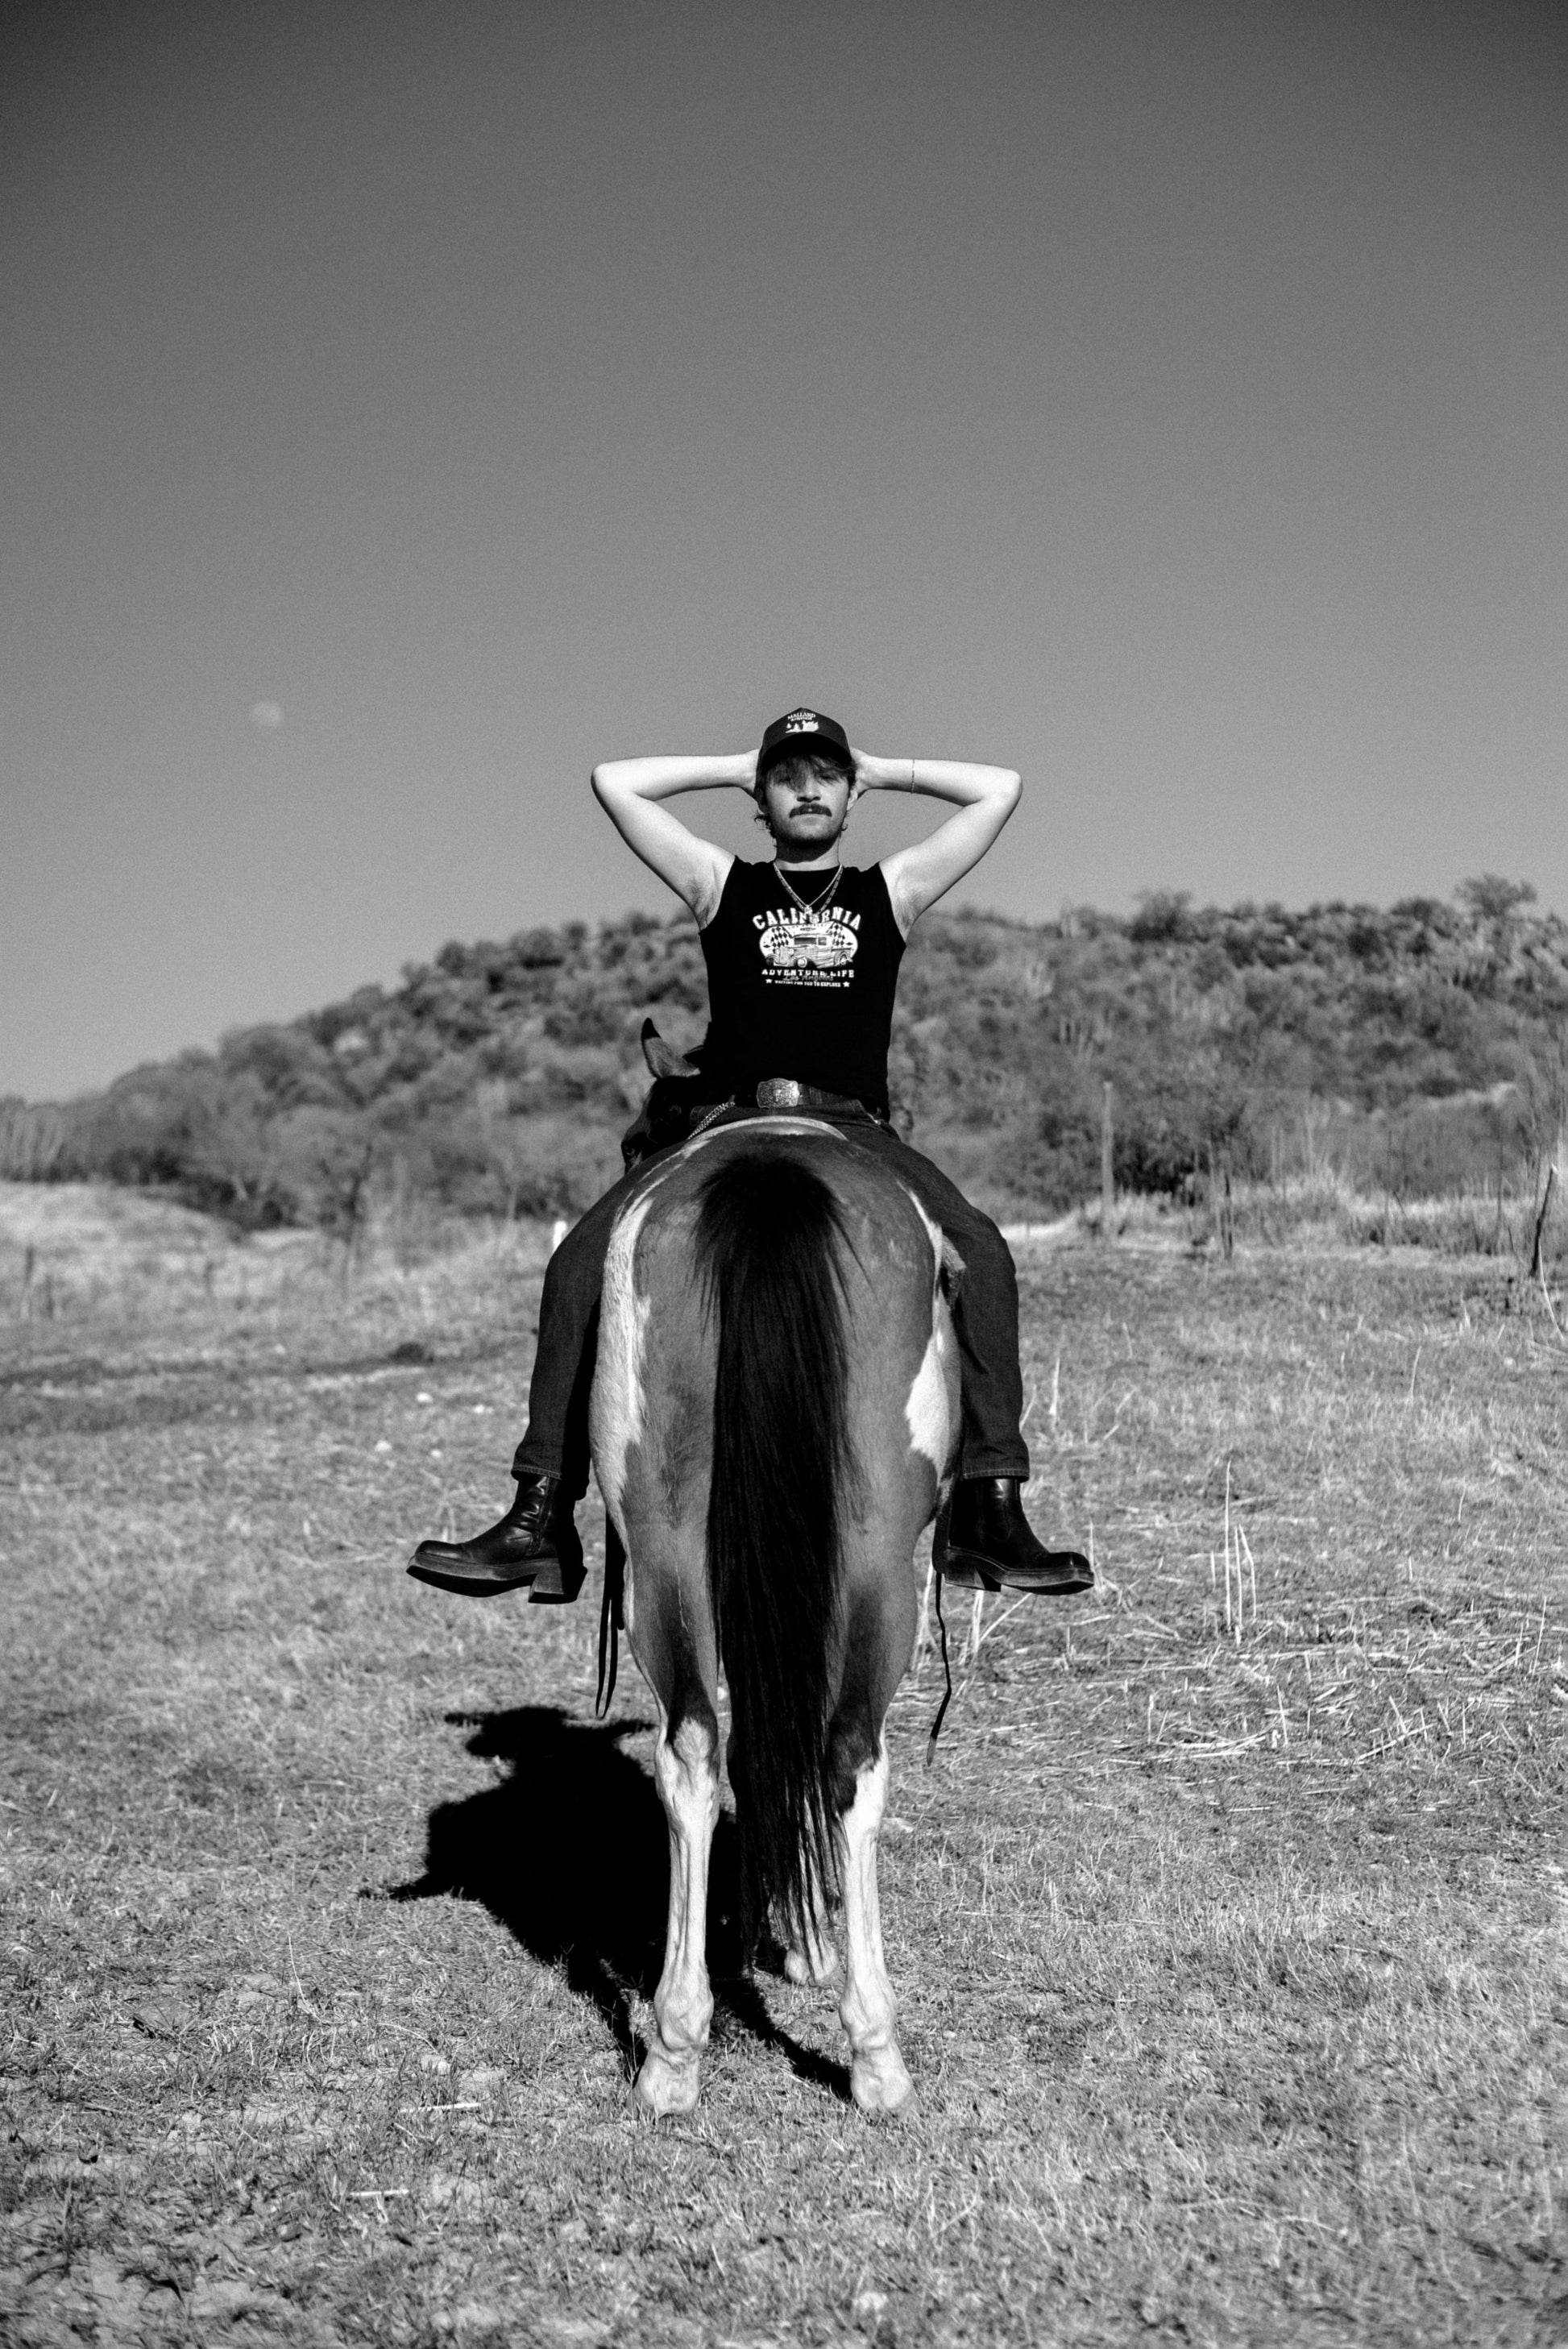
left=409, top=708, right=1091, bottom=1603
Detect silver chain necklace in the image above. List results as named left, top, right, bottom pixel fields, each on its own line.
left=773, top=859, right=842, bottom=915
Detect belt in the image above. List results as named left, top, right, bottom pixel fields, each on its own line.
left=750, top=1078, right=881, bottom=1118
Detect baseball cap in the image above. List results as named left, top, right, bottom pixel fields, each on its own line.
left=757, top=707, right=853, bottom=777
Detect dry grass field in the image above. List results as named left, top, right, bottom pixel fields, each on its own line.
left=1, top=1187, right=1563, bottom=2348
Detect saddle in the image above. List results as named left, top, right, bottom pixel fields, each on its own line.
left=620, top=1023, right=882, bottom=1168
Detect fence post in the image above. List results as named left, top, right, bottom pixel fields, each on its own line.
left=1530, top=1163, right=1557, bottom=1279
left=1101, top=1081, right=1114, bottom=1239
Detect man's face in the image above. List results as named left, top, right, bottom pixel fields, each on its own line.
left=759, top=756, right=855, bottom=854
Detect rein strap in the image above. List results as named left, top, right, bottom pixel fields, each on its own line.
left=924, top=1567, right=953, bottom=1767
left=596, top=1518, right=625, bottom=1719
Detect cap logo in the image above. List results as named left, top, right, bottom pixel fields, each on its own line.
left=783, top=709, right=819, bottom=733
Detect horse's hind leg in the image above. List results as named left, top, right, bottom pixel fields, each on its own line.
left=828, top=1571, right=917, bottom=2116
left=635, top=1583, right=720, bottom=2119
left=834, top=1737, right=912, bottom=2115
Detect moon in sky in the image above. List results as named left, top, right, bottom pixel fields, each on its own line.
left=249, top=700, right=284, bottom=730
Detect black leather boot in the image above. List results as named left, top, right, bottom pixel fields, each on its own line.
left=407, top=1472, right=586, bottom=1602
left=934, top=1478, right=1093, bottom=1596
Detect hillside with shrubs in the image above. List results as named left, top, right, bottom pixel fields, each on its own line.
left=4, top=876, right=1566, bottom=1232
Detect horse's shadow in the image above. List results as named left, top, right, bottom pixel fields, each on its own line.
left=384, top=1706, right=849, bottom=2098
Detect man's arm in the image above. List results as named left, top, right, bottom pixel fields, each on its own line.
left=857, top=754, right=1023, bottom=934
left=590, top=754, right=753, bottom=926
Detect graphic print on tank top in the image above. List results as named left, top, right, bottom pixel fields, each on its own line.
left=754, top=892, right=862, bottom=986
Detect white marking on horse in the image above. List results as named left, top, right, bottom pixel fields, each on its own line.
left=637, top=1698, right=720, bottom=2118
left=836, top=1741, right=913, bottom=2114
left=905, top=1190, right=946, bottom=1280
left=902, top=1193, right=955, bottom=1472
left=905, top=1321, right=953, bottom=1472
left=591, top=1187, right=657, bottom=1525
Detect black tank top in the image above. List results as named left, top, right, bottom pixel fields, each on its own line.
left=698, top=861, right=905, bottom=1118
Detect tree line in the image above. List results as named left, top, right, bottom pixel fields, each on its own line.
left=4, top=878, right=1565, bottom=1229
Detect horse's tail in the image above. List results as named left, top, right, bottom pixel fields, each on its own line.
left=695, top=1148, right=853, bottom=1953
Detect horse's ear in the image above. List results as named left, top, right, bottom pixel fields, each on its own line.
left=939, top=1236, right=966, bottom=1303
left=641, top=1017, right=699, bottom=1081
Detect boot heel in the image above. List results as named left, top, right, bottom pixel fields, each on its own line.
left=527, top=1554, right=587, bottom=1604
left=931, top=1551, right=1001, bottom=1595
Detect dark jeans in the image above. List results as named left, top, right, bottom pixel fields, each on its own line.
left=512, top=1110, right=1031, bottom=1496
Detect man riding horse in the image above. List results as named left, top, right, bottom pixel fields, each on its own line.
left=409, top=708, right=1093, bottom=1604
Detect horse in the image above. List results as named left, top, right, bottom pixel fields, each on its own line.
left=589, top=1114, right=960, bottom=2117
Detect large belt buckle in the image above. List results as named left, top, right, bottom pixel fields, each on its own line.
left=757, top=1077, right=804, bottom=1110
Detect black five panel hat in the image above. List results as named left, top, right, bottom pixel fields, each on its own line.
left=757, top=707, right=853, bottom=775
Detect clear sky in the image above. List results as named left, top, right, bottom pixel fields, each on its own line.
left=4, top=0, right=1566, bottom=1101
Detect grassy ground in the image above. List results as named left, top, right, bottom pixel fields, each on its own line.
left=0, top=1203, right=1563, bottom=2347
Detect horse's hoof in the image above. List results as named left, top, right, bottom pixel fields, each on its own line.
left=785, top=1943, right=840, bottom=1988
left=635, top=2048, right=701, bottom=2118
left=851, top=2049, right=915, bottom=2117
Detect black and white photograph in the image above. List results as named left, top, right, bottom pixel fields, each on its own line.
left=2, top=4, right=1564, bottom=2343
